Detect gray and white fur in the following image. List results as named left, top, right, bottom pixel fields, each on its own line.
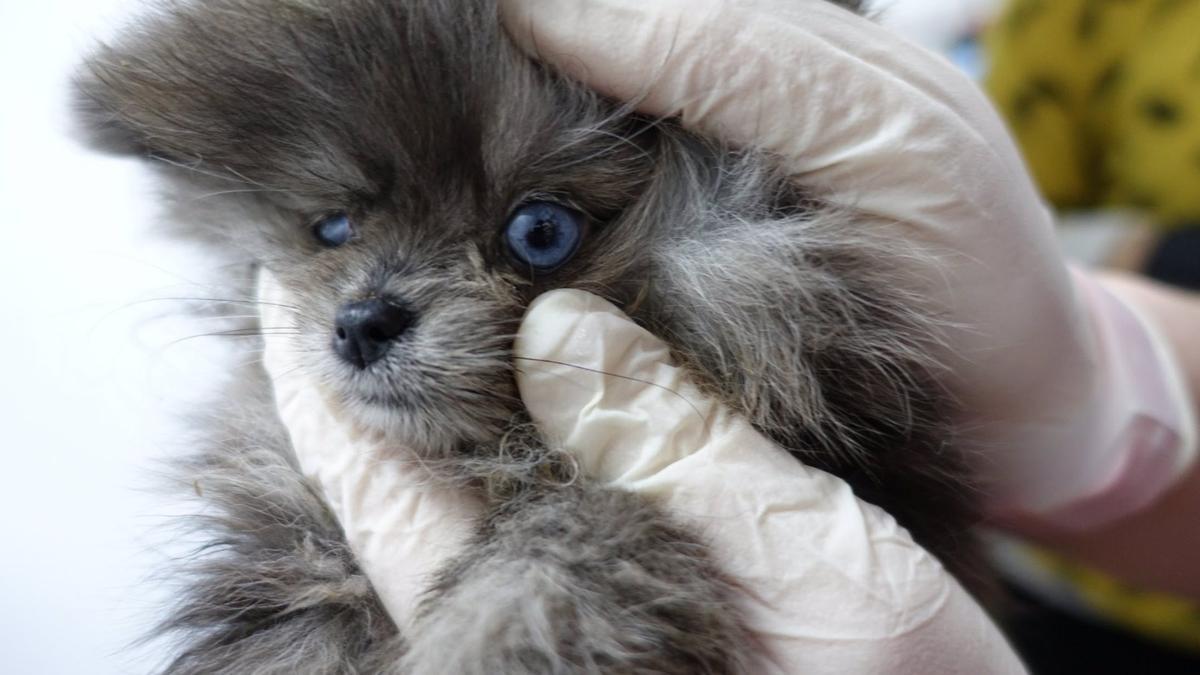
left=74, top=0, right=985, bottom=672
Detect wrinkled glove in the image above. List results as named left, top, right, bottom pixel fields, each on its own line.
left=499, top=0, right=1196, bottom=527
left=260, top=273, right=1026, bottom=673
left=516, top=289, right=1026, bottom=673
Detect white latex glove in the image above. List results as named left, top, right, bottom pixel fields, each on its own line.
left=517, top=289, right=1026, bottom=674
left=260, top=273, right=1026, bottom=673
left=499, top=0, right=1196, bottom=528
left=259, top=271, right=484, bottom=631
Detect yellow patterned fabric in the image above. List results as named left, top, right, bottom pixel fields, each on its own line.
left=1027, top=547, right=1200, bottom=653
left=985, top=0, right=1200, bottom=228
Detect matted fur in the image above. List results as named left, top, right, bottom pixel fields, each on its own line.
left=75, top=0, right=982, bottom=672
left=154, top=368, right=408, bottom=673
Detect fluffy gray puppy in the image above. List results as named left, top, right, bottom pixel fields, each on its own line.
left=76, top=0, right=984, bottom=672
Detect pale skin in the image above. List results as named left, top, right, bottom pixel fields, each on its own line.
left=1008, top=274, right=1200, bottom=602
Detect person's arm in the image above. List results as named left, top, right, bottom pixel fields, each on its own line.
left=1004, top=275, right=1200, bottom=601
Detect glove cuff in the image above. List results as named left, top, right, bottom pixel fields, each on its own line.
left=1036, top=268, right=1197, bottom=529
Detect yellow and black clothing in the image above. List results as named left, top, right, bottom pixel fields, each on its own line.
left=986, top=0, right=1200, bottom=228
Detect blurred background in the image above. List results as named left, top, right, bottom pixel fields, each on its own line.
left=0, top=0, right=1195, bottom=672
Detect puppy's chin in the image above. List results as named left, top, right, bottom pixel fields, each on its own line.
left=316, top=355, right=520, bottom=460
left=340, top=400, right=468, bottom=459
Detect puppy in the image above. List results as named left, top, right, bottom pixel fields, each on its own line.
left=76, top=0, right=982, bottom=672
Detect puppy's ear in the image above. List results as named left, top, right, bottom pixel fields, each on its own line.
left=71, top=52, right=152, bottom=157
left=70, top=1, right=239, bottom=158
left=68, top=0, right=331, bottom=164
left=69, top=9, right=215, bottom=161
left=67, top=0, right=385, bottom=197
left=68, top=7, right=256, bottom=163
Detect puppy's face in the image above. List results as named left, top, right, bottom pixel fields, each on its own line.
left=77, top=0, right=673, bottom=454
left=77, top=0, right=982, bottom=583
left=78, top=0, right=938, bottom=473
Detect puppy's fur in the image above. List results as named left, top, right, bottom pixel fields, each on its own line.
left=76, top=0, right=982, bottom=672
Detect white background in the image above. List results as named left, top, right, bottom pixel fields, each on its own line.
left=1, top=1, right=236, bottom=672
left=0, top=1, right=996, bottom=672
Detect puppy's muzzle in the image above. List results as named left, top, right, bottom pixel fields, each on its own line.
left=333, top=298, right=413, bottom=369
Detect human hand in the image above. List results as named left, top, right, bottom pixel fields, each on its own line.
left=515, top=289, right=1026, bottom=674
left=1010, top=275, right=1200, bottom=601
left=259, top=270, right=486, bottom=631
left=261, top=271, right=1025, bottom=672
left=499, top=0, right=1196, bottom=527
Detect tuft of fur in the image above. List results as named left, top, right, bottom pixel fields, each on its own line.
left=407, top=468, right=753, bottom=673
left=154, top=366, right=408, bottom=673
left=76, top=0, right=985, bottom=672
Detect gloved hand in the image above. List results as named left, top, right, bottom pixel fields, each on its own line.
left=499, top=0, right=1196, bottom=528
left=517, top=289, right=1026, bottom=673
left=260, top=273, right=1026, bottom=673
left=257, top=0, right=1197, bottom=666
left=260, top=268, right=485, bottom=632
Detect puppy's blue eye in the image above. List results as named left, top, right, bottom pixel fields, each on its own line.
left=505, top=202, right=584, bottom=273
left=314, top=213, right=353, bottom=247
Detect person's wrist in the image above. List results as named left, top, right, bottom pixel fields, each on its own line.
left=1091, top=271, right=1199, bottom=478
left=995, top=270, right=1197, bottom=533
left=1095, top=272, right=1200, bottom=425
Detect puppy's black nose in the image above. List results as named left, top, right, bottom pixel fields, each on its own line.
left=333, top=298, right=413, bottom=369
